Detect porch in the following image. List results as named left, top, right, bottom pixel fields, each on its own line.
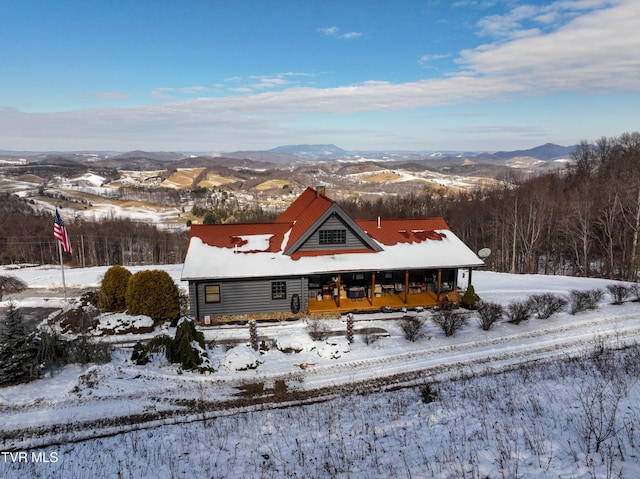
left=306, top=268, right=462, bottom=315
left=307, top=289, right=446, bottom=313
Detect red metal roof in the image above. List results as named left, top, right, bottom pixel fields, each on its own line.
left=275, top=187, right=332, bottom=223
left=275, top=187, right=335, bottom=252
left=189, top=223, right=290, bottom=253
left=356, top=218, right=450, bottom=246
left=189, top=189, right=452, bottom=256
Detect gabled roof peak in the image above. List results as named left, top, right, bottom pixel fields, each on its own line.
left=275, top=186, right=333, bottom=224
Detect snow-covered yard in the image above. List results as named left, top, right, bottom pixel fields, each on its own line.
left=1, top=266, right=640, bottom=478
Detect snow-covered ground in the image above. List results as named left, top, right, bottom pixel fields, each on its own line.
left=1, top=266, right=640, bottom=478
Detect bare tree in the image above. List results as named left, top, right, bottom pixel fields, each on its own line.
left=562, top=181, right=596, bottom=276
left=570, top=140, right=598, bottom=177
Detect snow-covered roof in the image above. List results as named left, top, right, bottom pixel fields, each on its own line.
left=181, top=187, right=484, bottom=281
left=181, top=231, right=484, bottom=280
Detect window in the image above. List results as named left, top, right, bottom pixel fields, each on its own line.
left=204, top=285, right=221, bottom=303
left=319, top=229, right=346, bottom=245
left=271, top=281, right=287, bottom=300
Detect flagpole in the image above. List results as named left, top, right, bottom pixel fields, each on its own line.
left=58, top=240, right=67, bottom=302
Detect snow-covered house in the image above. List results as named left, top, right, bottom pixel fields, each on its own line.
left=181, top=187, right=484, bottom=322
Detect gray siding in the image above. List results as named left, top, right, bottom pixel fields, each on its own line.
left=192, top=276, right=307, bottom=319
left=297, top=215, right=368, bottom=252
left=189, top=282, right=198, bottom=318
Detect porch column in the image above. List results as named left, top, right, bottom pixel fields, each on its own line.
left=336, top=274, right=341, bottom=308
left=371, top=272, right=376, bottom=307
left=437, top=269, right=442, bottom=303
left=404, top=270, right=409, bottom=304
left=468, top=267, right=473, bottom=286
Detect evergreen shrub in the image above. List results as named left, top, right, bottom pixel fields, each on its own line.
left=0, top=303, right=36, bottom=385
left=167, top=320, right=207, bottom=371
left=125, top=269, right=180, bottom=323
left=461, top=284, right=481, bottom=309
left=419, top=383, right=440, bottom=404
left=98, top=265, right=131, bottom=312
left=130, top=320, right=212, bottom=372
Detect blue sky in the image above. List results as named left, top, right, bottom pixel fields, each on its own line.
left=1, top=0, right=638, bottom=152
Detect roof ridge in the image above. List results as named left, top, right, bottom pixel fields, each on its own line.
left=276, top=187, right=334, bottom=224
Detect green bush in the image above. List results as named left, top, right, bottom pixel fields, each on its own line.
left=461, top=284, right=480, bottom=309
left=0, top=303, right=36, bottom=386
left=34, top=327, right=68, bottom=377
left=131, top=341, right=150, bottom=365
left=419, top=383, right=439, bottom=403
left=125, top=269, right=180, bottom=323
left=167, top=320, right=208, bottom=371
left=130, top=321, right=212, bottom=373
left=98, top=265, right=131, bottom=312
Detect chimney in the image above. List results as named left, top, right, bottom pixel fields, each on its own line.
left=377, top=216, right=381, bottom=228
left=316, top=185, right=326, bottom=197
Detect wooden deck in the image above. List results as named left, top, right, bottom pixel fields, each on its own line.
left=307, top=290, right=444, bottom=313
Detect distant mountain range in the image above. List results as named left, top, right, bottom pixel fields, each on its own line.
left=227, top=142, right=576, bottom=163
left=269, top=144, right=349, bottom=159
left=474, top=143, right=576, bottom=162
left=0, top=142, right=577, bottom=164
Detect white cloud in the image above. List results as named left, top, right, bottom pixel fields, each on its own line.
left=86, top=91, right=129, bottom=101
left=459, top=0, right=639, bottom=92
left=476, top=0, right=618, bottom=38
left=224, top=72, right=317, bottom=93
left=150, top=86, right=208, bottom=99
left=318, top=26, right=363, bottom=39
left=1, top=0, right=637, bottom=150
left=418, top=54, right=450, bottom=66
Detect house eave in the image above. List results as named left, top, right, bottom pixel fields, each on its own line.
left=181, top=234, right=484, bottom=282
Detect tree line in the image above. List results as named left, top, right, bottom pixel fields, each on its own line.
left=1, top=131, right=639, bottom=280
left=0, top=196, right=188, bottom=266
left=342, top=132, right=640, bottom=281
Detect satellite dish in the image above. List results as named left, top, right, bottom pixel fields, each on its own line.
left=478, top=247, right=492, bottom=259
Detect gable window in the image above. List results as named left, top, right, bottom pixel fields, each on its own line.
left=319, top=229, right=346, bottom=245
left=272, top=281, right=287, bottom=300
left=204, top=285, right=221, bottom=303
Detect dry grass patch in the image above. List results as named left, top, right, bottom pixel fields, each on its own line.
left=161, top=168, right=205, bottom=188
left=255, top=179, right=291, bottom=191
left=15, top=174, right=46, bottom=184
left=359, top=171, right=403, bottom=183
left=197, top=173, right=235, bottom=188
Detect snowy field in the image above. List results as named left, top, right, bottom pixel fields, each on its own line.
left=1, top=265, right=640, bottom=478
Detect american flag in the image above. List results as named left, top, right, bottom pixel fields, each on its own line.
left=54, top=209, right=72, bottom=253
